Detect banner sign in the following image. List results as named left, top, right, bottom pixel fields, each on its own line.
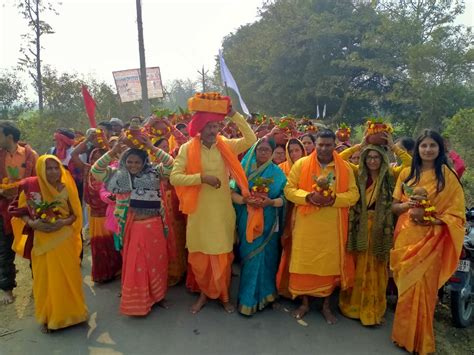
left=112, top=67, right=164, bottom=103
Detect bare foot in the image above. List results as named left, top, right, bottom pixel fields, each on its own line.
left=222, top=302, right=235, bottom=314
left=158, top=299, right=171, bottom=309
left=0, top=290, right=14, bottom=305
left=190, top=293, right=207, bottom=314
left=40, top=324, right=51, bottom=334
left=321, top=303, right=337, bottom=325
left=292, top=296, right=310, bottom=319
left=292, top=304, right=310, bottom=319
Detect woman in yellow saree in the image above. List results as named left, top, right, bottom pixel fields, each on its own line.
left=390, top=130, right=465, bottom=354
left=338, top=133, right=411, bottom=326
left=11, top=155, right=87, bottom=332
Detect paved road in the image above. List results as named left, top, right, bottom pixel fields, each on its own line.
left=2, top=254, right=405, bottom=355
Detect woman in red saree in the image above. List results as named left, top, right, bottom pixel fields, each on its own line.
left=391, top=130, right=465, bottom=354
left=91, top=136, right=174, bottom=316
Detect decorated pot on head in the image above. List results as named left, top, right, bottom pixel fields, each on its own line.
left=187, top=92, right=232, bottom=137
left=365, top=118, right=393, bottom=145
left=336, top=123, right=351, bottom=143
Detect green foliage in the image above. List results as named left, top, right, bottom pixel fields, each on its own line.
left=461, top=170, right=474, bottom=207
left=444, top=108, right=474, bottom=167
left=219, top=0, right=473, bottom=130
left=444, top=108, right=474, bottom=205
left=0, top=70, right=31, bottom=119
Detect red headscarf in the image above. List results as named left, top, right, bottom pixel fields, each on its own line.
left=54, top=132, right=75, bottom=160
left=187, top=112, right=226, bottom=137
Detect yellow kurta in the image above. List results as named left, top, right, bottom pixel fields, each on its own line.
left=170, top=112, right=256, bottom=255
left=284, top=157, right=359, bottom=292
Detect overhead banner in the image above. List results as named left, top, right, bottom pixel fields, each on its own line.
left=112, top=67, right=164, bottom=103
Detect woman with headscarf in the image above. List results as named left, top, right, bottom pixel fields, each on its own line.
left=71, top=135, right=122, bottom=283
left=390, top=130, right=464, bottom=354
left=275, top=138, right=306, bottom=298
left=278, top=138, right=306, bottom=176
left=231, top=137, right=286, bottom=315
left=300, top=133, right=316, bottom=155
left=91, top=135, right=174, bottom=316
left=10, top=155, right=87, bottom=333
left=338, top=132, right=411, bottom=326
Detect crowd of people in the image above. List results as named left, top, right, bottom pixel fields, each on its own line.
left=0, top=98, right=467, bottom=354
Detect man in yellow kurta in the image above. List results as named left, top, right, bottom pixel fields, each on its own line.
left=284, top=129, right=359, bottom=324
left=170, top=108, right=256, bottom=314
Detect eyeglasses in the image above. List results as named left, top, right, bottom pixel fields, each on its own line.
left=366, top=155, right=382, bottom=161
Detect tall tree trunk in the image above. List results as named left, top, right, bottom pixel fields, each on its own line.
left=136, top=0, right=150, bottom=117
left=35, top=0, right=43, bottom=112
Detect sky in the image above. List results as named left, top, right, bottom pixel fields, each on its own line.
left=0, top=0, right=264, bottom=90
left=1, top=0, right=473, bottom=94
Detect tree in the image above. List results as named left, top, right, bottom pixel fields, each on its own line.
left=376, top=0, right=474, bottom=132
left=0, top=70, right=29, bottom=119
left=443, top=108, right=474, bottom=205
left=218, top=0, right=473, bottom=130
left=17, top=0, right=59, bottom=112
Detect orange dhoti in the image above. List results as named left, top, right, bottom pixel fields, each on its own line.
left=187, top=252, right=234, bottom=302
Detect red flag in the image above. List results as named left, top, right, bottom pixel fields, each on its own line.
left=81, top=85, right=97, bottom=128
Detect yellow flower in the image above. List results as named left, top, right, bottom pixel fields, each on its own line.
left=50, top=217, right=56, bottom=223
left=323, top=191, right=329, bottom=196
left=264, top=187, right=269, bottom=192
left=53, top=207, right=59, bottom=212
left=41, top=213, right=47, bottom=219
left=370, top=124, right=375, bottom=129
left=252, top=186, right=257, bottom=191
left=36, top=208, right=41, bottom=213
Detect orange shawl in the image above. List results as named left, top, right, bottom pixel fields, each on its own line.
left=175, top=135, right=263, bottom=243
left=299, top=150, right=350, bottom=215
left=297, top=150, right=354, bottom=289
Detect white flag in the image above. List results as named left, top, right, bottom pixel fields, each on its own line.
left=323, top=104, right=326, bottom=118
left=219, top=50, right=250, bottom=116
left=316, top=105, right=320, bottom=118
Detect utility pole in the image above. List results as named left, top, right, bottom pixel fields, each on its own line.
left=136, top=0, right=150, bottom=117
left=197, top=66, right=208, bottom=92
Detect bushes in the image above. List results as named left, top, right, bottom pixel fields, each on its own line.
left=444, top=109, right=474, bottom=206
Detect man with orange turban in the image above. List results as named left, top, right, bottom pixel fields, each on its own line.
left=170, top=107, right=256, bottom=314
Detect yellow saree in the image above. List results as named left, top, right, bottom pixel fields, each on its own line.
left=390, top=166, right=465, bottom=354
left=339, top=183, right=388, bottom=325
left=11, top=155, right=87, bottom=330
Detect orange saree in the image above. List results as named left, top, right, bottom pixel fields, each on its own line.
left=390, top=166, right=465, bottom=354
